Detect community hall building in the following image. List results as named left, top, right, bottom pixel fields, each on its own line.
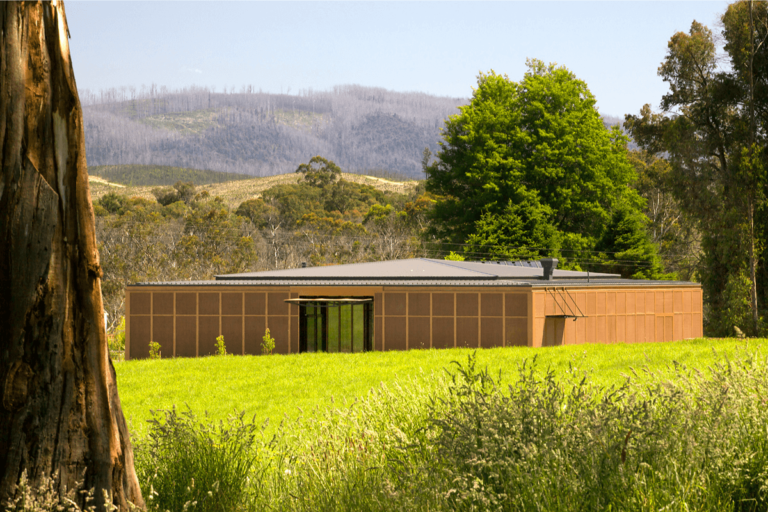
left=124, top=258, right=703, bottom=359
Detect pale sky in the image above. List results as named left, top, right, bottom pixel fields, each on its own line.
left=66, top=1, right=730, bottom=117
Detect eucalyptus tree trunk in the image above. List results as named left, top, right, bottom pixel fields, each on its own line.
left=0, top=2, right=143, bottom=510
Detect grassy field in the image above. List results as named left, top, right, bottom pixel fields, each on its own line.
left=88, top=167, right=420, bottom=209
left=89, top=164, right=253, bottom=186
left=115, top=338, right=768, bottom=440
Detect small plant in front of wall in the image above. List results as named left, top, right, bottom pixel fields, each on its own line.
left=216, top=334, right=227, bottom=356
left=149, top=341, right=161, bottom=360
left=262, top=328, right=275, bottom=355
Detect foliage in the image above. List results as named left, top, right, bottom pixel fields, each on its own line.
left=444, top=251, right=465, bottom=261
left=108, top=316, right=126, bottom=361
left=148, top=341, right=161, bottom=360
left=126, top=346, right=768, bottom=511
left=152, top=180, right=196, bottom=206
left=426, top=61, right=656, bottom=276
left=625, top=2, right=768, bottom=335
left=261, top=329, right=275, bottom=355
left=215, top=335, right=227, bottom=356
left=295, top=155, right=341, bottom=188
left=627, top=150, right=701, bottom=280
left=90, top=165, right=251, bottom=186
left=134, top=408, right=273, bottom=512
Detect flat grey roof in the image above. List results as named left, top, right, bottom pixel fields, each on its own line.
left=215, top=258, right=620, bottom=282
left=127, top=259, right=700, bottom=288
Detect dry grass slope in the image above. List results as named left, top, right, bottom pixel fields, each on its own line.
left=88, top=172, right=421, bottom=209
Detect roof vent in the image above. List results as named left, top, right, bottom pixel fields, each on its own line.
left=540, top=258, right=558, bottom=281
left=301, top=261, right=308, bottom=268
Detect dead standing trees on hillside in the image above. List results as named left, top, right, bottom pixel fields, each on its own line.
left=0, top=2, right=143, bottom=510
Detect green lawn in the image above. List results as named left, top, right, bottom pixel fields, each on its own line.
left=114, top=338, right=768, bottom=440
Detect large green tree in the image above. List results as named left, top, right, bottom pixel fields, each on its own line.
left=625, top=2, right=768, bottom=335
left=426, top=60, right=659, bottom=277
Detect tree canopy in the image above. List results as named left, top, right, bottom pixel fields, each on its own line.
left=426, top=60, right=660, bottom=277
left=625, top=1, right=768, bottom=335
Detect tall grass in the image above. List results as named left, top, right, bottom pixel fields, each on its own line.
left=130, top=348, right=768, bottom=511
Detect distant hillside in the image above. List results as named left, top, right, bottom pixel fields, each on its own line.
left=89, top=164, right=252, bottom=186
left=81, top=85, right=464, bottom=179
left=81, top=85, right=632, bottom=179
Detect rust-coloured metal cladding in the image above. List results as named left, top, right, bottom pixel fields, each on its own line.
left=408, top=317, right=430, bottom=349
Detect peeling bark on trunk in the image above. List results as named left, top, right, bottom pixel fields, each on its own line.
left=0, top=2, right=144, bottom=510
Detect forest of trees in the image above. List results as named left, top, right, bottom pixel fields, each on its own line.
left=80, top=85, right=465, bottom=178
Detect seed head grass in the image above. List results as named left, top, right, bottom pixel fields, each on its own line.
left=114, top=338, right=768, bottom=440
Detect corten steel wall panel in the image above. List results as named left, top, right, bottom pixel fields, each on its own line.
left=374, top=293, right=383, bottom=316
left=646, top=292, right=655, bottom=314
left=153, top=293, right=174, bottom=315
left=586, top=317, right=596, bottom=343
left=456, top=293, right=479, bottom=317
left=575, top=318, right=587, bottom=345
left=505, top=293, right=527, bottom=317
left=545, top=294, right=556, bottom=316
left=385, top=293, right=407, bottom=316
left=626, top=293, right=636, bottom=315
left=693, top=313, right=703, bottom=337
left=563, top=318, right=575, bottom=345
left=222, top=316, right=243, bottom=355
left=131, top=293, right=151, bottom=315
left=597, top=293, right=606, bottom=315
left=683, top=292, right=692, bottom=313
left=506, top=318, right=527, bottom=346
left=408, top=293, right=430, bottom=317
left=408, top=317, right=431, bottom=349
left=607, top=317, right=616, bottom=343
left=244, top=316, right=266, bottom=355
left=385, top=317, right=407, bottom=351
left=655, top=293, right=664, bottom=314
left=533, top=293, right=545, bottom=318
left=176, top=318, right=197, bottom=357
left=291, top=315, right=299, bottom=354
left=432, top=318, right=454, bottom=349
left=531, top=318, right=544, bottom=347
left=674, top=292, right=683, bottom=313
left=543, top=318, right=556, bottom=346
left=572, top=292, right=586, bottom=316
left=375, top=317, right=383, bottom=351
left=268, top=316, right=290, bottom=354
left=268, top=293, right=290, bottom=316
left=130, top=316, right=151, bottom=359
left=597, top=316, right=606, bottom=343
left=636, top=315, right=645, bottom=342
left=607, top=293, right=616, bottom=315
left=655, top=317, right=664, bottom=342
left=636, top=293, right=644, bottom=315
left=616, top=316, right=626, bottom=342
left=664, top=316, right=674, bottom=341
left=674, top=314, right=683, bottom=340
left=199, top=316, right=220, bottom=356
left=481, top=293, right=503, bottom=317
left=646, top=316, right=655, bottom=342
left=664, top=292, right=673, bottom=314
left=244, top=293, right=266, bottom=316
left=432, top=293, right=454, bottom=317
left=626, top=316, right=636, bottom=343
left=222, top=293, right=243, bottom=315
left=199, top=293, right=220, bottom=315
left=616, top=293, right=626, bottom=315
left=176, top=293, right=197, bottom=315
left=586, top=292, right=596, bottom=315
left=481, top=317, right=503, bottom=348
left=456, top=317, right=479, bottom=347
left=693, top=291, right=702, bottom=312
left=153, top=316, right=174, bottom=356
left=683, top=314, right=692, bottom=339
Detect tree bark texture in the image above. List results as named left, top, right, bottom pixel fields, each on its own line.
left=0, top=2, right=144, bottom=510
